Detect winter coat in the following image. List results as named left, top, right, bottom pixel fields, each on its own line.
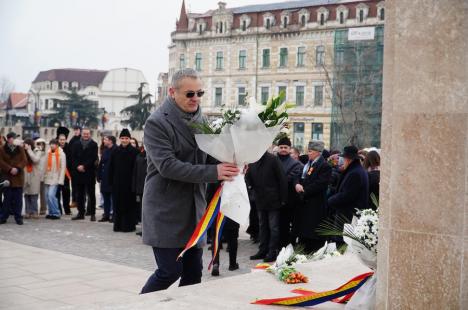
left=23, top=148, right=43, bottom=195
left=368, top=169, right=380, bottom=210
left=245, top=152, right=288, bottom=211
left=0, top=144, right=28, bottom=188
left=132, top=150, right=147, bottom=196
left=97, top=145, right=116, bottom=193
left=328, top=159, right=369, bottom=221
left=293, top=156, right=331, bottom=238
left=70, top=139, right=98, bottom=185
left=142, top=97, right=218, bottom=248
left=278, top=154, right=303, bottom=209
left=43, top=148, right=66, bottom=186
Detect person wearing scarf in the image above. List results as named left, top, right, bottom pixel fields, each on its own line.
left=43, top=139, right=66, bottom=220
left=23, top=139, right=42, bottom=219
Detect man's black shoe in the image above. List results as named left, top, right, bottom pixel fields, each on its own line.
left=15, top=218, right=24, bottom=225
left=211, top=264, right=220, bottom=276
left=263, top=254, right=277, bottom=263
left=90, top=215, right=96, bottom=222
left=45, top=215, right=53, bottom=219
left=98, top=217, right=109, bottom=222
left=228, top=263, right=239, bottom=271
left=49, top=215, right=60, bottom=220
left=72, top=215, right=85, bottom=220
left=250, top=252, right=267, bottom=260
left=136, top=231, right=142, bottom=236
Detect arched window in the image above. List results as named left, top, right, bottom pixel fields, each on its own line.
left=320, top=13, right=325, bottom=25
left=242, top=20, right=246, bottom=31
left=380, top=8, right=385, bottom=20
left=219, top=22, right=223, bottom=33
left=339, top=11, right=344, bottom=24
left=283, top=16, right=287, bottom=28
left=301, top=15, right=306, bottom=27
left=199, top=24, right=203, bottom=34
left=266, top=18, right=271, bottom=29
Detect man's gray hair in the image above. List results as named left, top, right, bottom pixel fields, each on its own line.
left=171, top=68, right=200, bottom=88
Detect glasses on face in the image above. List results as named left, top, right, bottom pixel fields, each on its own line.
left=185, top=90, right=205, bottom=98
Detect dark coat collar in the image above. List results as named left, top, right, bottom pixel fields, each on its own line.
left=160, top=96, right=197, bottom=147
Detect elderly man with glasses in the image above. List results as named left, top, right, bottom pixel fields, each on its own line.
left=141, top=68, right=239, bottom=293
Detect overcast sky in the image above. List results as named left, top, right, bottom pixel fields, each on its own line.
left=0, top=0, right=279, bottom=94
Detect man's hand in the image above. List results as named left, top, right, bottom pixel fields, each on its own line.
left=10, top=167, right=18, bottom=176
left=217, top=163, right=240, bottom=181
left=295, top=184, right=304, bottom=193
left=77, top=165, right=85, bottom=172
left=24, top=144, right=31, bottom=151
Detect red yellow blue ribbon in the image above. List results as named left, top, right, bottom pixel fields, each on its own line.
left=178, top=185, right=223, bottom=261
left=252, top=272, right=374, bottom=307
left=208, top=211, right=225, bottom=270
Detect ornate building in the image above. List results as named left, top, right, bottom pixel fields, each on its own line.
left=169, top=0, right=385, bottom=150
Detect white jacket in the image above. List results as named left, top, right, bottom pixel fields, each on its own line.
left=23, top=148, right=42, bottom=195
left=43, top=148, right=66, bottom=186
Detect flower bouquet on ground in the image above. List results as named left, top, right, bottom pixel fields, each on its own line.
left=316, top=207, right=379, bottom=310
left=310, top=241, right=342, bottom=261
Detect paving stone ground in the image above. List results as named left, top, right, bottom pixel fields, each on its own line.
left=0, top=208, right=260, bottom=280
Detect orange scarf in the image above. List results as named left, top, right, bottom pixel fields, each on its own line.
left=47, top=149, right=60, bottom=172
left=26, top=164, right=33, bottom=173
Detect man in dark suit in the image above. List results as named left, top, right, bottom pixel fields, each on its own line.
left=294, top=140, right=331, bottom=253
left=246, top=151, right=288, bottom=262
left=70, top=128, right=98, bottom=221
left=328, top=145, right=369, bottom=245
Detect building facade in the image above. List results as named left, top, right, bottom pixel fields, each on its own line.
left=169, top=0, right=385, bottom=150
left=29, top=68, right=149, bottom=130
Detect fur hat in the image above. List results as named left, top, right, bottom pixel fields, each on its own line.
left=277, top=137, right=292, bottom=147
left=119, top=128, right=131, bottom=138
left=308, top=140, right=324, bottom=152
left=57, top=126, right=70, bottom=139
left=340, top=145, right=359, bottom=160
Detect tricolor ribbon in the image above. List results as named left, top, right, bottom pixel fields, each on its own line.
left=177, top=185, right=224, bottom=262
left=208, top=211, right=225, bottom=270
left=252, top=272, right=374, bottom=307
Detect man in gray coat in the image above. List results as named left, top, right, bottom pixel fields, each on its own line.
left=141, top=68, right=239, bottom=293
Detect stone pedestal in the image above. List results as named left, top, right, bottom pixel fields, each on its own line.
left=377, top=0, right=467, bottom=309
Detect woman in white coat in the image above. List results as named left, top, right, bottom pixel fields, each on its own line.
left=23, top=139, right=43, bottom=219
left=35, top=139, right=47, bottom=215
left=43, top=139, right=66, bottom=219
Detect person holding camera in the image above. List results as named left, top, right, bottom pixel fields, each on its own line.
left=0, top=132, right=27, bottom=225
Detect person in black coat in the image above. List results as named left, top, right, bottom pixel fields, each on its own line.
left=293, top=140, right=331, bottom=254
left=328, top=145, right=369, bottom=244
left=276, top=137, right=303, bottom=248
left=363, top=150, right=380, bottom=210
left=246, top=151, right=288, bottom=262
left=68, top=125, right=81, bottom=208
left=71, top=128, right=98, bottom=221
left=97, top=135, right=116, bottom=222
left=109, top=129, right=139, bottom=232
left=132, top=144, right=147, bottom=229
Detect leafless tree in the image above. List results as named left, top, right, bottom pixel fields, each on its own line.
left=0, top=76, right=15, bottom=102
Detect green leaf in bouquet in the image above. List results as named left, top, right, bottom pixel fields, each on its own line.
left=370, top=192, right=379, bottom=209
left=190, top=122, right=217, bottom=134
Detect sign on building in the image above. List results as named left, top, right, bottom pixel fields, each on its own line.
left=348, top=27, right=375, bottom=41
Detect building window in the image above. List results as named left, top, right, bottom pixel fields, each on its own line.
left=380, top=8, right=385, bottom=20
left=301, top=15, right=306, bottom=27
left=195, top=53, right=202, bottom=71
left=238, top=87, right=247, bottom=106
left=314, top=85, right=323, bottom=106
left=262, top=49, right=270, bottom=68
left=311, top=123, right=324, bottom=140
left=239, top=50, right=246, bottom=69
left=335, top=49, right=344, bottom=65
left=283, top=16, right=288, bottom=28
left=293, top=122, right=304, bottom=149
left=179, top=54, right=185, bottom=69
left=359, top=10, right=364, bottom=22
left=215, top=87, right=223, bottom=106
left=279, top=48, right=288, bottom=67
left=278, top=86, right=287, bottom=103
left=45, top=99, right=49, bottom=110
left=216, top=51, right=224, bottom=70
left=295, top=86, right=304, bottom=106
left=339, top=11, right=344, bottom=24
left=320, top=13, right=325, bottom=25
left=316, top=45, right=325, bottom=66
left=219, top=22, right=223, bottom=33
left=242, top=20, right=247, bottom=31
left=297, top=46, right=306, bottom=67
left=261, top=86, right=269, bottom=104
left=266, top=18, right=271, bottom=30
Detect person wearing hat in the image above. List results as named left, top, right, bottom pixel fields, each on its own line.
left=68, top=125, right=82, bottom=210
left=108, top=128, right=140, bottom=232
left=97, top=135, right=117, bottom=222
left=293, top=140, right=332, bottom=253
left=34, top=138, right=48, bottom=215
left=70, top=128, right=98, bottom=221
left=0, top=132, right=28, bottom=225
left=327, top=145, right=369, bottom=245
left=276, top=137, right=303, bottom=248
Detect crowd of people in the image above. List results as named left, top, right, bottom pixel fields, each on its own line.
left=0, top=126, right=147, bottom=234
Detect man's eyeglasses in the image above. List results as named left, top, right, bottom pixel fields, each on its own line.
left=185, top=91, right=205, bottom=98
